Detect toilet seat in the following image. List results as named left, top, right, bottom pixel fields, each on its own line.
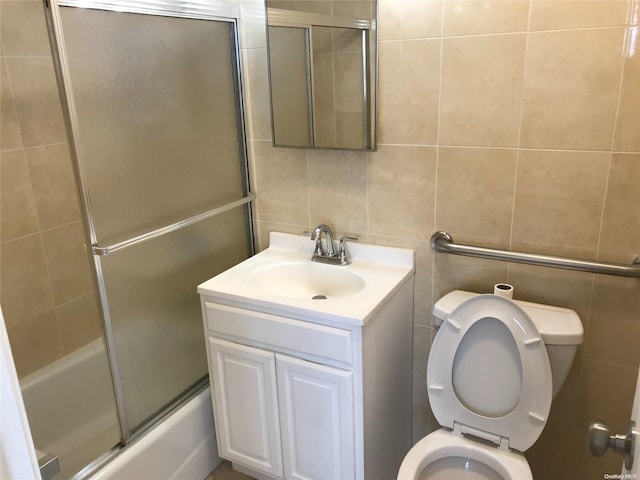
left=397, top=429, right=533, bottom=480
left=427, top=295, right=552, bottom=452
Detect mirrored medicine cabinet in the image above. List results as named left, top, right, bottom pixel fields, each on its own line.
left=265, top=1, right=377, bottom=151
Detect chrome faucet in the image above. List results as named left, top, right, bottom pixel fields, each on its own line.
left=308, top=224, right=357, bottom=266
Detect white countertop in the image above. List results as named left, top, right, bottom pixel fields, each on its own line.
left=198, top=232, right=415, bottom=326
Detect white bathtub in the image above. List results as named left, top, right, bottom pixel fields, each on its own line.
left=90, top=388, right=222, bottom=480
left=20, top=339, right=222, bottom=479
left=20, top=340, right=120, bottom=479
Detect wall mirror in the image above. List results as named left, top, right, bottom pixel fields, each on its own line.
left=265, top=1, right=377, bottom=150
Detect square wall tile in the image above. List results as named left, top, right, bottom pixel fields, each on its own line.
left=315, top=110, right=337, bottom=148
left=511, top=150, right=609, bottom=255
left=335, top=112, right=365, bottom=149
left=368, top=145, right=437, bottom=240
left=378, top=39, right=440, bottom=145
left=24, top=143, right=82, bottom=230
left=570, top=359, right=638, bottom=478
left=436, top=147, right=517, bottom=248
left=433, top=254, right=509, bottom=310
left=379, top=0, right=442, bottom=40
left=598, top=153, right=640, bottom=263
left=253, top=220, right=308, bottom=252
left=411, top=402, right=434, bottom=445
left=529, top=0, right=630, bottom=31
left=440, top=34, right=526, bottom=147
left=614, top=32, right=640, bottom=152
left=7, top=310, right=64, bottom=378
left=585, top=275, right=640, bottom=368
left=5, top=56, right=67, bottom=148
left=307, top=149, right=367, bottom=233
left=56, top=292, right=102, bottom=354
left=1, top=149, right=39, bottom=241
left=41, top=221, right=93, bottom=305
left=412, top=324, right=431, bottom=404
left=332, top=1, right=374, bottom=21
left=370, top=236, right=433, bottom=326
left=332, top=23, right=364, bottom=55
left=0, top=1, right=50, bottom=56
left=577, top=359, right=638, bottom=433
left=242, top=48, right=272, bottom=141
left=541, top=357, right=582, bottom=438
left=251, top=140, right=310, bottom=225
left=1, top=58, right=23, bottom=151
left=334, top=52, right=365, bottom=112
left=443, top=0, right=530, bottom=36
left=0, top=234, right=54, bottom=326
left=520, top=28, right=625, bottom=150
left=506, top=264, right=594, bottom=334
left=312, top=53, right=335, bottom=112
left=526, top=430, right=573, bottom=480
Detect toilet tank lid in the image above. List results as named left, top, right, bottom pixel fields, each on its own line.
left=433, top=290, right=584, bottom=345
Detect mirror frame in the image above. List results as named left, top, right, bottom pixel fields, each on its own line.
left=265, top=4, right=378, bottom=151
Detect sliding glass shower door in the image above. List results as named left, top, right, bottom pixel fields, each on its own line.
left=47, top=0, right=253, bottom=444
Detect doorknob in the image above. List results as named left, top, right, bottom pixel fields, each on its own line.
left=587, top=420, right=635, bottom=470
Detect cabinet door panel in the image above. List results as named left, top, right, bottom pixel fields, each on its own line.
left=276, top=354, right=355, bottom=480
left=209, top=338, right=283, bottom=477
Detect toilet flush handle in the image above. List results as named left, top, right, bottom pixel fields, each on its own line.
left=587, top=419, right=635, bottom=470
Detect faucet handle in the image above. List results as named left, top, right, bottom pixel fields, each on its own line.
left=340, top=236, right=359, bottom=243
left=338, top=236, right=359, bottom=265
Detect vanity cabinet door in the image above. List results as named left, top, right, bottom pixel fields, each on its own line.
left=276, top=354, right=356, bottom=480
left=208, top=338, right=283, bottom=478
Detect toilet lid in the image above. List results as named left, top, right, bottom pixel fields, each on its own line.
left=427, top=294, right=552, bottom=452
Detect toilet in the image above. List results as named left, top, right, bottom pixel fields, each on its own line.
left=398, top=290, right=584, bottom=480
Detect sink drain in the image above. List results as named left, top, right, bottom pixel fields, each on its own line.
left=312, top=295, right=327, bottom=300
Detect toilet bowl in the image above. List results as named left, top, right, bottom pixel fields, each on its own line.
left=398, top=291, right=583, bottom=480
left=397, top=429, right=532, bottom=480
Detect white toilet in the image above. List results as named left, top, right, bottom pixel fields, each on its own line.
left=398, top=290, right=584, bottom=480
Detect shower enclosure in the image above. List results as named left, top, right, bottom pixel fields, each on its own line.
left=29, top=0, right=253, bottom=477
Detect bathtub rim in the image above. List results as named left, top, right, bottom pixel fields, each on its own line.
left=71, top=378, right=217, bottom=480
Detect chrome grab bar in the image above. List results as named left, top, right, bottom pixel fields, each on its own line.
left=92, top=194, right=254, bottom=256
left=430, top=231, right=640, bottom=278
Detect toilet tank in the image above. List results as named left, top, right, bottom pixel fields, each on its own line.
left=433, top=290, right=584, bottom=398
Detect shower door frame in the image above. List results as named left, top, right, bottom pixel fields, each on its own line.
left=43, top=0, right=254, bottom=474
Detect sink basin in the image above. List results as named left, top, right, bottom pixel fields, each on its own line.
left=249, top=261, right=365, bottom=300
left=198, top=232, right=415, bottom=325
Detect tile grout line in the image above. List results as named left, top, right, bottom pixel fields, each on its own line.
left=2, top=55, right=26, bottom=150
left=584, top=31, right=621, bottom=358
left=429, top=1, right=445, bottom=333
left=507, top=0, right=534, bottom=275
left=378, top=24, right=630, bottom=43
left=591, top=9, right=628, bottom=264
left=0, top=218, right=83, bottom=245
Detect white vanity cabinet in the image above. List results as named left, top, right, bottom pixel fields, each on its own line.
left=198, top=232, right=415, bottom=480
left=208, top=338, right=283, bottom=477
left=201, top=280, right=413, bottom=480
left=208, top=336, right=356, bottom=480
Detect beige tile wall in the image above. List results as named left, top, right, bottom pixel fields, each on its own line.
left=0, top=0, right=102, bottom=377
left=243, top=0, right=640, bottom=478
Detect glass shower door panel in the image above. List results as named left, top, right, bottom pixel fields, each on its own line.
left=99, top=207, right=251, bottom=430
left=59, top=8, right=247, bottom=245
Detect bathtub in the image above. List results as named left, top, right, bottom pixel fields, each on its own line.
left=20, top=339, right=222, bottom=479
